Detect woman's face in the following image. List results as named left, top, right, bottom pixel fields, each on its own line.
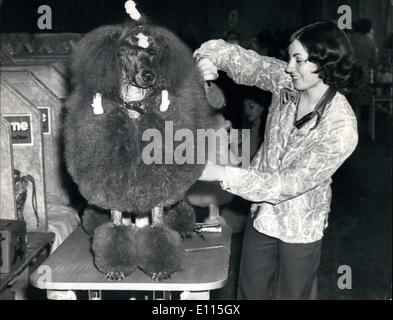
left=286, top=39, right=322, bottom=91
left=243, top=99, right=263, bottom=122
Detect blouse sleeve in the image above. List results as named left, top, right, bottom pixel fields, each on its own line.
left=194, top=39, right=292, bottom=96
left=220, top=118, right=358, bottom=204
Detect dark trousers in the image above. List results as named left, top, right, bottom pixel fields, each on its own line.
left=237, top=215, right=322, bottom=300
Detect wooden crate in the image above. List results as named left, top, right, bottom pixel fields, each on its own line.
left=0, top=78, right=47, bottom=231
left=1, top=70, right=71, bottom=204
left=0, top=117, right=17, bottom=220
left=10, top=53, right=69, bottom=67
left=1, top=65, right=69, bottom=99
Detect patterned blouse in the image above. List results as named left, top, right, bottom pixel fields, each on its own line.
left=194, top=40, right=358, bottom=243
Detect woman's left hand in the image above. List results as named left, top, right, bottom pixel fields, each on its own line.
left=198, top=163, right=226, bottom=181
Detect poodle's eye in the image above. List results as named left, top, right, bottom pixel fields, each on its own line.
left=124, top=36, right=137, bottom=46
left=118, top=50, right=128, bottom=58
left=146, top=48, right=155, bottom=56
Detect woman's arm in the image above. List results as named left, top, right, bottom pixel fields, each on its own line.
left=201, top=118, right=358, bottom=204
left=194, top=39, right=292, bottom=95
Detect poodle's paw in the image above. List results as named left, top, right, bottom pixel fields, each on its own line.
left=164, top=199, right=196, bottom=236
left=92, top=223, right=139, bottom=276
left=179, top=231, right=193, bottom=239
left=151, top=271, right=170, bottom=282
left=136, top=225, right=183, bottom=281
left=106, top=271, right=125, bottom=281
left=82, top=206, right=111, bottom=235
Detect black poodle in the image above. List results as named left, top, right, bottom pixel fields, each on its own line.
left=64, top=21, right=219, bottom=281
left=65, top=22, right=216, bottom=213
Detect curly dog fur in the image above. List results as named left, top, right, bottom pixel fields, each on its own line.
left=83, top=200, right=196, bottom=279
left=65, top=21, right=217, bottom=280
left=92, top=223, right=139, bottom=279
left=64, top=22, right=216, bottom=214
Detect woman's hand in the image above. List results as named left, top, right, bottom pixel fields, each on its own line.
left=196, top=57, right=219, bottom=82
left=198, top=162, right=226, bottom=181
left=194, top=39, right=229, bottom=81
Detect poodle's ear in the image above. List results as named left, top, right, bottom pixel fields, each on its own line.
left=70, top=25, right=124, bottom=96
left=150, top=27, right=196, bottom=91
left=150, top=34, right=170, bottom=65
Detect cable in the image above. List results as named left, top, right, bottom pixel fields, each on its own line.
left=26, top=174, right=39, bottom=227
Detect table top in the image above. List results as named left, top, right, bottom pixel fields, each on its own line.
left=0, top=232, right=54, bottom=291
left=30, top=226, right=231, bottom=292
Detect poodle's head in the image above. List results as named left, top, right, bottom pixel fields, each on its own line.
left=115, top=27, right=172, bottom=120
left=118, top=30, right=157, bottom=90
left=69, top=23, right=170, bottom=103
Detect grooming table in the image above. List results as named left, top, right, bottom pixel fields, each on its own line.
left=30, top=225, right=231, bottom=300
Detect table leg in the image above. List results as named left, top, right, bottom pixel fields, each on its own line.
left=152, top=290, right=172, bottom=300
left=88, top=290, right=102, bottom=300
left=47, top=289, right=77, bottom=300
left=180, top=290, right=210, bottom=300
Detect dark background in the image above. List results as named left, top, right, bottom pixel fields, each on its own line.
left=1, top=0, right=391, bottom=51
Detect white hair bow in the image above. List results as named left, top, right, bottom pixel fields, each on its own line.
left=124, top=1, right=141, bottom=21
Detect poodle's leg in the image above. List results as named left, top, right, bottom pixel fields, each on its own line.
left=135, top=216, right=149, bottom=228
left=92, top=223, right=139, bottom=280
left=82, top=206, right=111, bottom=235
left=111, top=210, right=122, bottom=225
left=152, top=206, right=163, bottom=224
left=136, top=225, right=184, bottom=281
left=94, top=211, right=127, bottom=281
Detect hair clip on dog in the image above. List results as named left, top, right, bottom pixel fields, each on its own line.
left=160, top=90, right=170, bottom=112
left=136, top=32, right=149, bottom=48
left=125, top=0, right=141, bottom=21
left=91, top=93, right=104, bottom=115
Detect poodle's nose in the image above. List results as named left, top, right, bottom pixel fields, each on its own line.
left=142, top=71, right=155, bottom=86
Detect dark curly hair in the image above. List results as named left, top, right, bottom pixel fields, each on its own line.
left=290, top=21, right=362, bottom=93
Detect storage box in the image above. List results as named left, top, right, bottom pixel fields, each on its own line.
left=0, top=219, right=26, bottom=273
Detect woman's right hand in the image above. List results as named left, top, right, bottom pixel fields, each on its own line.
left=194, top=39, right=229, bottom=81
left=196, top=57, right=219, bottom=82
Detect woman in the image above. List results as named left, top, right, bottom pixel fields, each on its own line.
left=194, top=21, right=360, bottom=299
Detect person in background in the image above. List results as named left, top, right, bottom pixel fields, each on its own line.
left=213, top=30, right=244, bottom=128
left=255, top=29, right=279, bottom=57
left=348, top=18, right=379, bottom=122
left=220, top=87, right=271, bottom=233
left=351, top=19, right=378, bottom=68
left=194, top=21, right=361, bottom=299
left=240, top=87, right=271, bottom=159
left=223, top=30, right=241, bottom=45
